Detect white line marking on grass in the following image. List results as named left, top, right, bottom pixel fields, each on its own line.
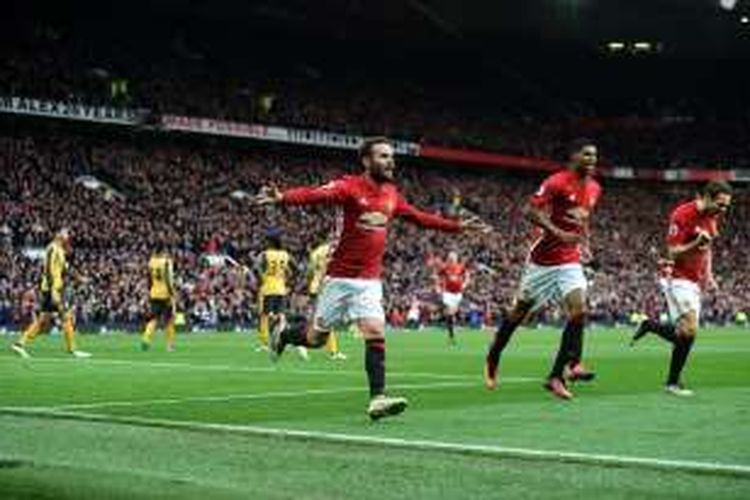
left=2, top=408, right=750, bottom=479
left=10, top=356, right=536, bottom=383
left=44, top=381, right=479, bottom=410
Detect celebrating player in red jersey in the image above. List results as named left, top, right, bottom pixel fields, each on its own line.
left=253, top=137, right=490, bottom=420
left=484, top=138, right=601, bottom=400
left=434, top=251, right=470, bottom=345
left=631, top=181, right=732, bottom=396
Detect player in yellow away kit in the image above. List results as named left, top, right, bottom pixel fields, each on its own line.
left=141, top=245, right=177, bottom=352
left=11, top=229, right=91, bottom=358
left=255, top=230, right=308, bottom=359
left=307, top=240, right=347, bottom=360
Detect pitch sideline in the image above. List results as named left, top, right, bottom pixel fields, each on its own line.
left=1, top=407, right=749, bottom=479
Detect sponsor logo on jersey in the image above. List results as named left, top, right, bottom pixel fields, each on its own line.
left=357, top=211, right=389, bottom=230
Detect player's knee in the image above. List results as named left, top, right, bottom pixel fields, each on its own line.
left=508, top=302, right=531, bottom=324
left=357, top=322, right=385, bottom=341
left=39, top=314, right=53, bottom=330
left=568, top=309, right=587, bottom=326
left=63, top=311, right=75, bottom=327
left=677, top=321, right=697, bottom=338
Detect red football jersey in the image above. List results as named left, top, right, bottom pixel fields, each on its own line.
left=282, top=174, right=461, bottom=279
left=439, top=262, right=467, bottom=293
left=527, top=169, right=602, bottom=266
left=666, top=200, right=720, bottom=286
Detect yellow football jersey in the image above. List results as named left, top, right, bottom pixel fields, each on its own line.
left=40, top=240, right=66, bottom=293
left=308, top=243, right=331, bottom=295
left=149, top=255, right=174, bottom=300
left=259, top=249, right=290, bottom=296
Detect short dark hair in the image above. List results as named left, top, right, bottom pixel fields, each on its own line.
left=702, top=181, right=733, bottom=198
left=359, top=136, right=392, bottom=161
left=568, top=137, right=596, bottom=158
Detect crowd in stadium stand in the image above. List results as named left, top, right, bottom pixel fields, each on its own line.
left=3, top=31, right=750, bottom=172
left=0, top=129, right=747, bottom=334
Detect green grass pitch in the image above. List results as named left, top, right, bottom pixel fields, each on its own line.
left=1, top=325, right=750, bottom=499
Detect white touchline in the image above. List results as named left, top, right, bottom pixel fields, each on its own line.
left=10, top=380, right=493, bottom=411
left=2, top=407, right=749, bottom=478
left=5, top=356, right=536, bottom=383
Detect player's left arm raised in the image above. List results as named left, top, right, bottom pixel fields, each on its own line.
left=396, top=196, right=491, bottom=233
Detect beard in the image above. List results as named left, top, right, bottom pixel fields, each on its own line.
left=369, top=167, right=393, bottom=183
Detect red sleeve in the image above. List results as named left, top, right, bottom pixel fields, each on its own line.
left=281, top=178, right=351, bottom=206
left=666, top=210, right=691, bottom=246
left=529, top=175, right=558, bottom=208
left=395, top=196, right=461, bottom=232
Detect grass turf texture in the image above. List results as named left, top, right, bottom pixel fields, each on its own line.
left=1, top=326, right=749, bottom=499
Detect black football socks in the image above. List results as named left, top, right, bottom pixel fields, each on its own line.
left=365, top=338, right=386, bottom=397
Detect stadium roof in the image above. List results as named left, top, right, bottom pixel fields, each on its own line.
left=9, top=0, right=750, bottom=58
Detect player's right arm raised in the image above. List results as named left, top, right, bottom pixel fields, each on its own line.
left=253, top=179, right=351, bottom=207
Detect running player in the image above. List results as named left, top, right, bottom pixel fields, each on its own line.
left=484, top=138, right=601, bottom=400
left=434, top=251, right=469, bottom=345
left=11, top=229, right=91, bottom=358
left=140, top=244, right=177, bottom=352
left=631, top=181, right=732, bottom=396
left=253, top=136, right=490, bottom=420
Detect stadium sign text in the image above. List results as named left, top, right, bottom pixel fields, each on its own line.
left=0, top=96, right=137, bottom=124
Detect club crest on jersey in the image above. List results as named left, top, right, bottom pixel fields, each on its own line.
left=357, top=211, right=389, bottom=230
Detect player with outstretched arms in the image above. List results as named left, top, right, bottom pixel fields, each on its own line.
left=253, top=137, right=490, bottom=420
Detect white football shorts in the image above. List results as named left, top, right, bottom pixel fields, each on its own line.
left=659, top=278, right=701, bottom=322
left=441, top=292, right=463, bottom=309
left=519, top=262, right=588, bottom=311
left=313, top=277, right=384, bottom=329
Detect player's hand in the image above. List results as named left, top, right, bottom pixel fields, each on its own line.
left=657, top=258, right=674, bottom=278
left=704, top=276, right=719, bottom=292
left=695, top=230, right=713, bottom=245
left=553, top=228, right=584, bottom=244
left=459, top=215, right=492, bottom=233
left=581, top=244, right=594, bottom=264
left=251, top=185, right=283, bottom=205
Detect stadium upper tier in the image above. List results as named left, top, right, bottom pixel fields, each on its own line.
left=2, top=34, right=749, bottom=172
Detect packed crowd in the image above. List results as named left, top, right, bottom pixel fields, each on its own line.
left=3, top=29, right=750, bottom=171
left=0, top=128, right=747, bottom=331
